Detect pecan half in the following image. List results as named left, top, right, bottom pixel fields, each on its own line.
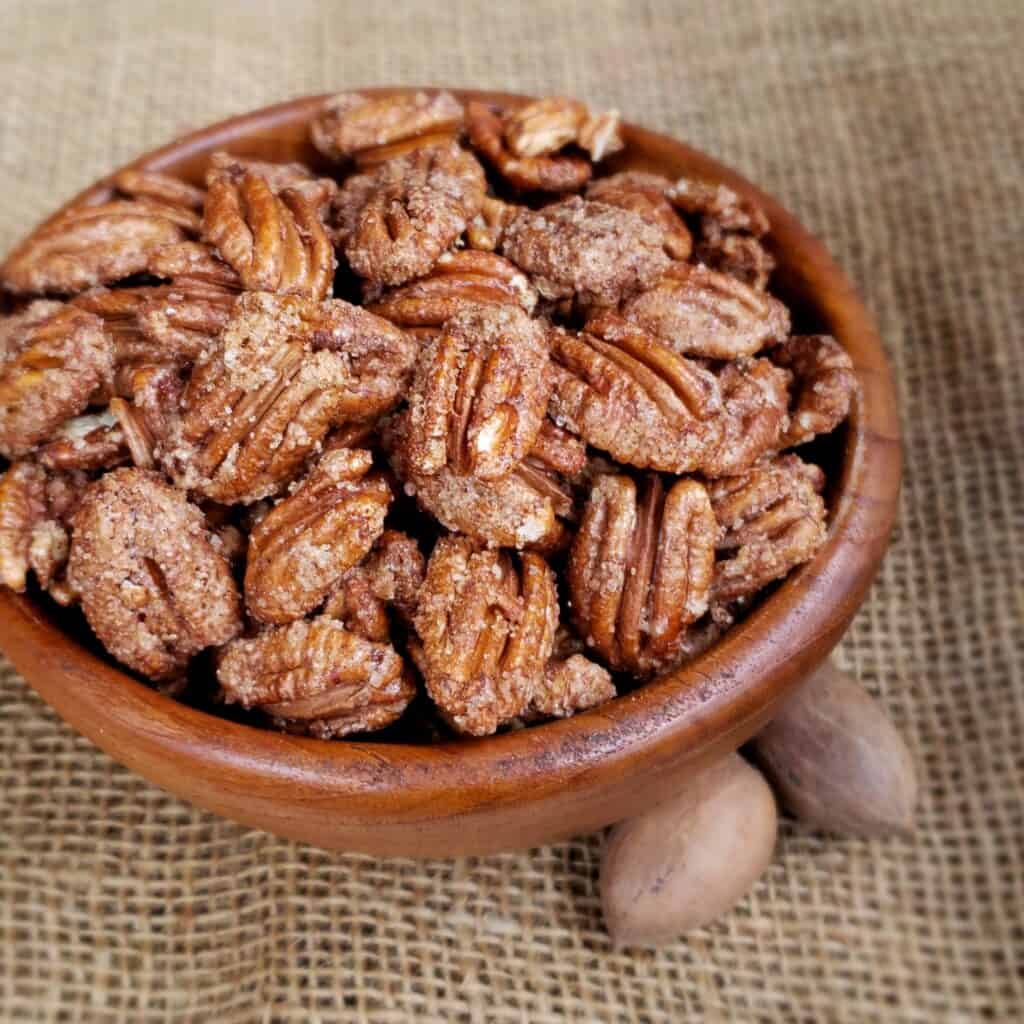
left=413, top=536, right=558, bottom=736
left=773, top=335, right=857, bottom=447
left=500, top=197, right=672, bottom=310
left=366, top=250, right=537, bottom=327
left=1, top=201, right=189, bottom=296
left=405, top=303, right=551, bottom=480
left=586, top=172, right=692, bottom=260
left=323, top=529, right=425, bottom=641
left=245, top=448, right=391, bottom=624
left=385, top=411, right=566, bottom=551
left=311, top=91, right=464, bottom=165
left=465, top=101, right=593, bottom=192
left=568, top=473, right=716, bottom=675
left=621, top=263, right=790, bottom=358
left=148, top=240, right=243, bottom=291
left=710, top=454, right=827, bottom=605
left=112, top=169, right=206, bottom=216
left=36, top=409, right=127, bottom=471
left=527, top=654, right=615, bottom=720
left=335, top=142, right=486, bottom=287
left=206, top=151, right=337, bottom=211
left=465, top=196, right=522, bottom=252
left=67, top=468, right=243, bottom=679
left=505, top=97, right=589, bottom=157
left=701, top=357, right=792, bottom=478
left=694, top=229, right=775, bottom=291
left=0, top=302, right=114, bottom=457
left=667, top=177, right=770, bottom=237
left=548, top=315, right=722, bottom=473
left=162, top=292, right=415, bottom=503
left=217, top=617, right=413, bottom=738
left=527, top=418, right=586, bottom=477
left=202, top=169, right=335, bottom=299
left=0, top=462, right=54, bottom=591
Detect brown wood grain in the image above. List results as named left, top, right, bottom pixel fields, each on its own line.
left=0, top=89, right=902, bottom=857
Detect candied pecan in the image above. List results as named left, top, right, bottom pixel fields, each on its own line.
left=36, top=410, right=127, bottom=471
left=413, top=536, right=558, bottom=736
left=109, top=364, right=183, bottom=469
left=568, top=473, right=716, bottom=675
left=202, top=170, right=335, bottom=299
left=667, top=176, right=770, bottom=237
left=0, top=462, right=50, bottom=591
left=701, top=357, right=792, bottom=477
left=710, top=454, right=827, bottom=605
left=205, top=151, right=337, bottom=211
left=311, top=91, right=464, bottom=165
left=148, top=240, right=243, bottom=291
left=505, top=97, right=588, bottom=157
left=465, top=101, right=592, bottom=192
left=67, top=468, right=242, bottom=679
left=405, top=303, right=550, bottom=480
left=385, top=411, right=567, bottom=551
left=162, top=293, right=415, bottom=503
left=577, top=108, right=625, bottom=161
left=217, top=616, right=413, bottom=738
left=500, top=197, right=672, bottom=310
left=621, top=263, right=790, bottom=359
left=1, top=201, right=189, bottom=296
left=335, top=142, right=486, bottom=287
left=244, top=448, right=391, bottom=624
left=548, top=315, right=722, bottom=474
left=112, top=168, right=206, bottom=214
left=586, top=172, right=692, bottom=260
left=526, top=654, right=615, bottom=720
left=773, top=335, right=857, bottom=447
left=527, top=418, right=586, bottom=477
left=366, top=250, right=537, bottom=327
left=323, top=529, right=425, bottom=641
left=0, top=302, right=114, bottom=457
left=694, top=230, right=775, bottom=291
left=465, top=196, right=522, bottom=252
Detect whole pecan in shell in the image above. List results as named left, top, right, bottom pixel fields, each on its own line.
left=67, top=468, right=243, bottom=680
left=568, top=473, right=716, bottom=675
left=245, top=448, right=391, bottom=624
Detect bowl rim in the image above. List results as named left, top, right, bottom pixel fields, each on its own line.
left=0, top=88, right=902, bottom=837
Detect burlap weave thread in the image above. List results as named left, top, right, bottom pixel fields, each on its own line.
left=1, top=1, right=1021, bottom=1020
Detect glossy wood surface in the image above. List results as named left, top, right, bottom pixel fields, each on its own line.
left=0, top=89, right=902, bottom=856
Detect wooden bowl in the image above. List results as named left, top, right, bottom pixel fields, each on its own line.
left=0, top=89, right=901, bottom=857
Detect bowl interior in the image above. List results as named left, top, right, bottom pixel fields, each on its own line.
left=0, top=90, right=901, bottom=854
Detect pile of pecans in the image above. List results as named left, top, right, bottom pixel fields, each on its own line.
left=0, top=92, right=857, bottom=739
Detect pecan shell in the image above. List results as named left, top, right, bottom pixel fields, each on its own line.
left=217, top=617, right=413, bottom=739
left=710, top=454, right=827, bottom=605
left=67, top=468, right=243, bottom=679
left=568, top=473, right=716, bottom=675
left=405, top=303, right=551, bottom=480
left=245, top=448, right=391, bottom=624
left=413, top=535, right=559, bottom=736
left=621, top=263, right=791, bottom=359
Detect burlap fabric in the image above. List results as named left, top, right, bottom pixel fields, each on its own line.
left=1, top=1, right=1021, bottom=1020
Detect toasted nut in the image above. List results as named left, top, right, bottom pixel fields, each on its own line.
left=245, top=449, right=391, bottom=624
left=465, top=196, right=522, bottom=252
left=753, top=660, right=918, bottom=837
left=621, top=263, right=790, bottom=359
left=569, top=473, right=716, bottom=675
left=405, top=303, right=550, bottom=480
left=773, top=334, right=857, bottom=447
left=36, top=410, right=127, bottom=471
left=217, top=616, right=413, bottom=738
left=334, top=141, right=486, bottom=287
left=366, top=250, right=537, bottom=327
left=112, top=168, right=206, bottom=212
left=601, top=754, right=778, bottom=946
left=205, top=151, right=337, bottom=211
left=202, top=170, right=335, bottom=299
left=587, top=172, right=692, bottom=260
left=548, top=315, right=722, bottom=474
left=413, top=536, right=559, bottom=735
left=710, top=453, right=827, bottom=605
left=0, top=302, right=114, bottom=457
left=2, top=200, right=189, bottom=296
left=694, top=230, right=775, bottom=291
left=667, top=176, right=770, bottom=237
left=527, top=654, right=615, bottom=720
left=500, top=196, right=672, bottom=310
left=504, top=97, right=588, bottom=157
left=577, top=108, right=625, bottom=161
left=311, top=91, right=464, bottom=164
left=67, top=468, right=243, bottom=679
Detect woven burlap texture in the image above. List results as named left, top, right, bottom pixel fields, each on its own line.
left=1, top=1, right=1021, bottom=1021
